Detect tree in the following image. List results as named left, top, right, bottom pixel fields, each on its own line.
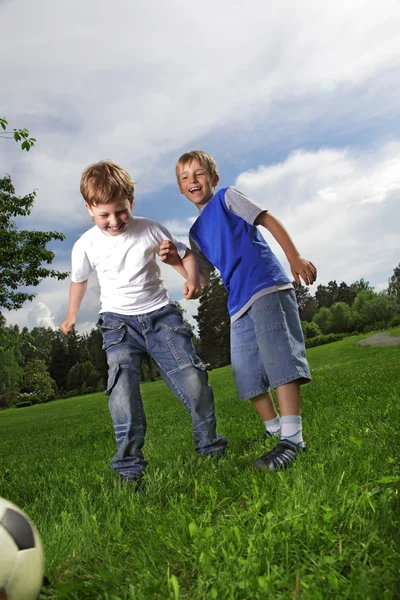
left=195, top=270, right=230, bottom=367
left=20, top=359, right=56, bottom=402
left=388, top=263, right=400, bottom=304
left=0, top=176, right=68, bottom=310
left=336, top=282, right=354, bottom=306
left=315, top=280, right=338, bottom=309
left=351, top=290, right=399, bottom=331
left=1, top=118, right=68, bottom=311
left=66, top=360, right=101, bottom=392
left=329, top=302, right=352, bottom=333
left=293, top=283, right=318, bottom=321
left=313, top=307, right=332, bottom=334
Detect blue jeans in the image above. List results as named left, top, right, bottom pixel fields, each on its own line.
left=101, top=304, right=227, bottom=479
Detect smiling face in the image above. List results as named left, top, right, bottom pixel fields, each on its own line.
left=177, top=159, right=219, bottom=208
left=86, top=195, right=134, bottom=236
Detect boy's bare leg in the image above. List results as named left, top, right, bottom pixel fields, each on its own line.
left=251, top=392, right=278, bottom=421
left=275, top=381, right=301, bottom=416
left=250, top=392, right=281, bottom=440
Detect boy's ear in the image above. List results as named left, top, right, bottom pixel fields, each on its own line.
left=85, top=202, right=94, bottom=216
left=129, top=193, right=134, bottom=208
left=213, top=173, right=219, bottom=187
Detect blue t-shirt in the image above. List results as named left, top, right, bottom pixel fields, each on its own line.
left=189, top=187, right=292, bottom=320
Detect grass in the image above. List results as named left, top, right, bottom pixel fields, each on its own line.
left=0, top=334, right=399, bottom=599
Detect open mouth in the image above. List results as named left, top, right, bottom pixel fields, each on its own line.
left=189, top=186, right=201, bottom=193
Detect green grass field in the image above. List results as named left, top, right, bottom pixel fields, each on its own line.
left=1, top=335, right=399, bottom=599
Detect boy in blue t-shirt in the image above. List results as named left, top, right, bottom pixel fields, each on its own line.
left=162, top=150, right=317, bottom=471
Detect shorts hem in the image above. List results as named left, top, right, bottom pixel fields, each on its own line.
left=238, top=387, right=271, bottom=401
left=270, top=371, right=311, bottom=389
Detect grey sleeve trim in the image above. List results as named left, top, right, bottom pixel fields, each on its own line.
left=225, top=187, right=267, bottom=225
left=189, top=235, right=214, bottom=269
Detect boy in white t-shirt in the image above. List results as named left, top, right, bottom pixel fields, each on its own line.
left=61, top=160, right=227, bottom=484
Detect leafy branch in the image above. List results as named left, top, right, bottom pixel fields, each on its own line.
left=0, top=117, right=36, bottom=151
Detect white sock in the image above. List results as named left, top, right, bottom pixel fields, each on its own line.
left=263, top=416, right=281, bottom=436
left=280, top=415, right=305, bottom=447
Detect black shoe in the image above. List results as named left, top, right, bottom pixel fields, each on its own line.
left=254, top=439, right=307, bottom=471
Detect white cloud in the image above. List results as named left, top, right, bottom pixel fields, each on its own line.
left=27, top=302, right=56, bottom=330
left=1, top=0, right=400, bottom=226
left=234, top=142, right=400, bottom=287
left=1, top=0, right=400, bottom=331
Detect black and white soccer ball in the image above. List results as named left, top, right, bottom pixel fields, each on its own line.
left=0, top=497, right=44, bottom=600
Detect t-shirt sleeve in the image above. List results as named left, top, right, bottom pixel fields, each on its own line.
left=155, top=223, right=187, bottom=259
left=71, top=238, right=93, bottom=283
left=224, top=187, right=267, bottom=225
left=189, top=235, right=214, bottom=270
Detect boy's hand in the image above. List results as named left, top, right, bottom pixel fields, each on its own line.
left=183, top=280, right=202, bottom=300
left=60, top=318, right=75, bottom=336
left=159, top=240, right=179, bottom=265
left=290, top=257, right=317, bottom=286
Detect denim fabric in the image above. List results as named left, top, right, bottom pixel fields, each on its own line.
left=101, top=304, right=227, bottom=479
left=230, top=289, right=311, bottom=399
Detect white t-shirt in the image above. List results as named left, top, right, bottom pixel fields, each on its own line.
left=71, top=217, right=187, bottom=315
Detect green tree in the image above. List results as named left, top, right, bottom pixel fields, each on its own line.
left=336, top=282, right=355, bottom=306
left=195, top=270, right=230, bottom=367
left=329, top=302, right=352, bottom=333
left=66, top=360, right=102, bottom=392
left=315, top=281, right=338, bottom=309
left=0, top=314, right=22, bottom=394
left=20, top=359, right=56, bottom=402
left=313, top=307, right=332, bottom=334
left=0, top=175, right=68, bottom=310
left=293, top=283, right=318, bottom=321
left=301, top=321, right=321, bottom=339
left=351, top=291, right=399, bottom=331
left=388, top=262, right=400, bottom=303
left=49, top=332, right=70, bottom=391
left=1, top=119, right=68, bottom=311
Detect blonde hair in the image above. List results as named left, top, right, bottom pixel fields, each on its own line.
left=175, top=150, right=218, bottom=181
left=80, top=160, right=135, bottom=206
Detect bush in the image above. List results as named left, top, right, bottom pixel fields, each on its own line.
left=305, top=333, right=347, bottom=348
left=301, top=321, right=321, bottom=339
left=16, top=400, right=32, bottom=408
left=16, top=392, right=41, bottom=405
left=388, top=315, right=400, bottom=328
left=0, top=391, right=20, bottom=409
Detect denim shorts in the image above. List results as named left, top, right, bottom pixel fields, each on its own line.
left=230, top=289, right=311, bottom=399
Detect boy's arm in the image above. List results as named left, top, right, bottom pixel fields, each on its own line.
left=159, top=240, right=202, bottom=299
left=60, top=280, right=88, bottom=335
left=254, top=211, right=317, bottom=286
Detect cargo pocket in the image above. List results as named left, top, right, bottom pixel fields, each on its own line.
left=101, top=323, right=125, bottom=351
left=105, top=365, right=120, bottom=396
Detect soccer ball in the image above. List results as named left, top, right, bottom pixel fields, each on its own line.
left=0, top=497, right=44, bottom=600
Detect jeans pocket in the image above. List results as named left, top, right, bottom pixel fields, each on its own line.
left=101, top=323, right=125, bottom=350
left=105, top=365, right=120, bottom=396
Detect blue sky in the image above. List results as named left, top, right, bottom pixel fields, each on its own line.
left=1, top=0, right=400, bottom=332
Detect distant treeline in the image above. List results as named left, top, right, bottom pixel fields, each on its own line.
left=1, top=264, right=399, bottom=408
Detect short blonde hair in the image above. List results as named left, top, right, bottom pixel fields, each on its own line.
left=175, top=150, right=218, bottom=181
left=80, top=160, right=135, bottom=206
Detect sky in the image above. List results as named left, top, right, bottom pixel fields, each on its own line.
left=1, top=0, right=400, bottom=333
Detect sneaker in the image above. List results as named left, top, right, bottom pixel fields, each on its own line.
left=254, top=439, right=307, bottom=471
